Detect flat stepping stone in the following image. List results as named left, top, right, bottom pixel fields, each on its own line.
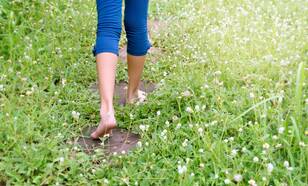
left=88, top=80, right=158, bottom=105
left=75, top=126, right=140, bottom=155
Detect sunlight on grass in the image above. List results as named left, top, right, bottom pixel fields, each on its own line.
left=0, top=0, right=307, bottom=185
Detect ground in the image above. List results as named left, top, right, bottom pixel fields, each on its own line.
left=0, top=0, right=307, bottom=185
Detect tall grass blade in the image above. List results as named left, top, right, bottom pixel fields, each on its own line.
left=294, top=62, right=305, bottom=124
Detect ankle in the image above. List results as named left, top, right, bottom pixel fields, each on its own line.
left=127, top=89, right=138, bottom=99
left=100, top=103, right=114, bottom=115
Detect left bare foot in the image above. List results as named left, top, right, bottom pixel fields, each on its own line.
left=90, top=109, right=117, bottom=139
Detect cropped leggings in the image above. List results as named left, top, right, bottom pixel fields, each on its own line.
left=92, top=0, right=152, bottom=57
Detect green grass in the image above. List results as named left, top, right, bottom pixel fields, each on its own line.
left=0, top=0, right=307, bottom=185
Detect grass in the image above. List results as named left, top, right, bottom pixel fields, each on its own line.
left=0, top=0, right=307, bottom=185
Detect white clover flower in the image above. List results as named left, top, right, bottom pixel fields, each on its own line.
left=182, top=139, right=189, bottom=147
left=59, top=157, right=64, bottom=163
left=160, top=129, right=168, bottom=140
left=26, top=90, right=33, bottom=96
left=186, top=107, right=194, bottom=113
left=299, top=141, right=306, bottom=147
left=172, top=115, right=178, bottom=121
left=177, top=165, right=187, bottom=174
left=198, top=127, right=203, bottom=135
left=283, top=161, right=289, bottom=168
left=203, top=84, right=209, bottom=89
left=231, top=149, right=238, bottom=156
left=176, top=123, right=181, bottom=129
left=156, top=110, right=161, bottom=116
left=224, top=179, right=231, bottom=184
left=211, top=120, right=218, bottom=125
left=195, top=105, right=200, bottom=112
left=190, top=173, right=195, bottom=177
left=253, top=157, right=259, bottom=162
left=0, top=84, right=4, bottom=91
left=238, top=128, right=243, bottom=132
left=159, top=79, right=165, bottom=85
left=136, top=141, right=142, bottom=147
left=242, top=147, right=248, bottom=153
left=104, top=178, right=109, bottom=184
left=233, top=174, right=242, bottom=182
left=278, top=127, right=285, bottom=134
left=71, top=111, right=80, bottom=120
left=200, top=163, right=205, bottom=168
left=267, top=163, right=274, bottom=173
left=182, top=90, right=192, bottom=97
left=139, top=124, right=149, bottom=132
left=249, top=92, right=255, bottom=99
left=61, top=78, right=66, bottom=86
left=199, top=148, right=204, bottom=153
left=263, top=143, right=270, bottom=149
left=248, top=179, right=257, bottom=186
left=165, top=120, right=170, bottom=127
left=272, top=135, right=278, bottom=140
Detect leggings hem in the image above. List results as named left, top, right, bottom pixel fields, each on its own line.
left=126, top=43, right=152, bottom=56
left=92, top=47, right=119, bottom=57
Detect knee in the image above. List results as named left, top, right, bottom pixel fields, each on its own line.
left=94, top=0, right=122, bottom=56
left=124, top=19, right=151, bottom=56
left=96, top=0, right=122, bottom=38
left=93, top=20, right=122, bottom=57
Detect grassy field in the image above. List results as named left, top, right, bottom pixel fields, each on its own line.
left=0, top=0, right=307, bottom=185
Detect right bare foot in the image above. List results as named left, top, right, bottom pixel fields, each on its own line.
left=90, top=109, right=117, bottom=139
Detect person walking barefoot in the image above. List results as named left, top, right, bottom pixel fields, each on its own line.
left=90, top=0, right=152, bottom=139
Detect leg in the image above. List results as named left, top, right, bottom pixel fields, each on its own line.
left=124, top=0, right=152, bottom=103
left=91, top=53, right=117, bottom=139
left=91, top=0, right=122, bottom=139
left=126, top=55, right=146, bottom=103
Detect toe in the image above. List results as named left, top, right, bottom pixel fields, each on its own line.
left=90, top=132, right=98, bottom=139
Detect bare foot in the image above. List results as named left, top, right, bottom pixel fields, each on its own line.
left=90, top=109, right=117, bottom=139
left=125, top=86, right=147, bottom=105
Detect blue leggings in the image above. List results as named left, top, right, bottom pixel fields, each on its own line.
left=92, top=0, right=152, bottom=57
